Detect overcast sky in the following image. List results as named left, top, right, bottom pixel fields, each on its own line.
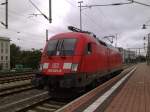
left=0, top=0, right=150, bottom=54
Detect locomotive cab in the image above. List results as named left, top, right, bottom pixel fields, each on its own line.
left=42, top=38, right=79, bottom=74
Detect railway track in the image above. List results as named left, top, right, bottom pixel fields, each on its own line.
left=21, top=98, right=70, bottom=112
left=0, top=72, right=36, bottom=96
left=0, top=89, right=50, bottom=112
left=0, top=88, right=74, bottom=112
left=0, top=65, right=134, bottom=112
left=0, top=71, right=35, bottom=77
left=0, top=73, right=35, bottom=84
left=0, top=81, right=34, bottom=97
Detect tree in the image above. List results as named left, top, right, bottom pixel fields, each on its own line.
left=10, top=44, right=21, bottom=68
left=20, top=50, right=41, bottom=69
left=10, top=44, right=42, bottom=69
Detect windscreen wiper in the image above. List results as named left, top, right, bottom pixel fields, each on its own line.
left=60, top=40, right=66, bottom=58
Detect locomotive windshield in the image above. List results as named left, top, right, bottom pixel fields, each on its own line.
left=47, top=38, right=77, bottom=56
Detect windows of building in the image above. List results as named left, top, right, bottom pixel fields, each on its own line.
left=1, top=56, right=3, bottom=60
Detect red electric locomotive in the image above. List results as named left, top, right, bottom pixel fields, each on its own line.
left=32, top=26, right=123, bottom=91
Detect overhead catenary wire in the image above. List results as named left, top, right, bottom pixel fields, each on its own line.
left=65, top=0, right=104, bottom=32
left=0, top=0, right=105, bottom=48
left=129, top=0, right=150, bottom=7
left=2, top=1, right=74, bottom=33
left=0, top=9, right=46, bottom=38
left=63, top=1, right=103, bottom=36
left=65, top=0, right=75, bottom=7
left=2, top=0, right=150, bottom=45
left=80, top=1, right=134, bottom=8
left=0, top=7, right=59, bottom=36
left=97, top=7, right=118, bottom=32
left=3, top=11, right=64, bottom=35
left=82, top=12, right=104, bottom=32
left=72, top=0, right=119, bottom=34
left=0, top=28, right=45, bottom=46
left=77, top=0, right=135, bottom=33
left=28, top=0, right=49, bottom=21
left=2, top=0, right=104, bottom=36
left=57, top=0, right=105, bottom=33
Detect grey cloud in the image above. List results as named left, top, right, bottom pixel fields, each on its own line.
left=0, top=0, right=150, bottom=50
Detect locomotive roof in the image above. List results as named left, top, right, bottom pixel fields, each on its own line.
left=50, top=32, right=89, bottom=39
left=49, top=32, right=119, bottom=51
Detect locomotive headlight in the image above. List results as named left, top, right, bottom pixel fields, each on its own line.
left=71, top=64, right=78, bottom=72
left=43, top=63, right=49, bottom=69
left=39, top=63, right=49, bottom=71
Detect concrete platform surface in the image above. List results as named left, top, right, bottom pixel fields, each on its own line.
left=105, top=63, right=150, bottom=112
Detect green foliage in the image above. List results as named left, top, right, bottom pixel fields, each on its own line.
left=10, top=44, right=42, bottom=69
left=10, top=44, right=21, bottom=68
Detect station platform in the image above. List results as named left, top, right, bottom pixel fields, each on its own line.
left=104, top=63, right=150, bottom=112
left=56, top=63, right=150, bottom=112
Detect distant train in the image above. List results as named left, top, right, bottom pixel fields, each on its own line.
left=32, top=26, right=123, bottom=92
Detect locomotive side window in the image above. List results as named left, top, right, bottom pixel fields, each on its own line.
left=85, top=43, right=92, bottom=55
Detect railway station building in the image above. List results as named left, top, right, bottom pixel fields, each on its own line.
left=0, top=37, right=10, bottom=70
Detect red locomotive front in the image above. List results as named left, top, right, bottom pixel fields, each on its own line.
left=40, top=32, right=84, bottom=76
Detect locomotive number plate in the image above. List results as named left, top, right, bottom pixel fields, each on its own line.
left=52, top=63, right=60, bottom=68
left=48, top=69, right=62, bottom=72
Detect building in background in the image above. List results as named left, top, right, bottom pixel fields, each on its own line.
left=0, top=37, right=10, bottom=70
left=118, top=47, right=137, bottom=63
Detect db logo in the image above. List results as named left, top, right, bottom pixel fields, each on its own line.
left=52, top=63, right=59, bottom=68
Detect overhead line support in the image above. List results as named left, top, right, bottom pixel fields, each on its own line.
left=0, top=0, right=8, bottom=29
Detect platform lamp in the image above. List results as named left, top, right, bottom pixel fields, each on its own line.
left=142, top=19, right=150, bottom=29
left=142, top=24, right=150, bottom=29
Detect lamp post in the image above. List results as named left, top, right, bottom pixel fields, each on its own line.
left=143, top=34, right=150, bottom=65
left=78, top=1, right=83, bottom=30
left=147, top=34, right=150, bottom=65
left=142, top=24, right=150, bottom=65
